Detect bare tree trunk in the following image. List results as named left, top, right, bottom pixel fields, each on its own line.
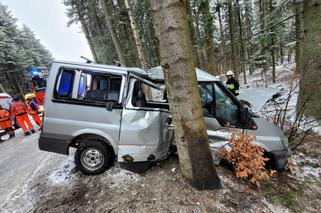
left=75, top=1, right=98, bottom=62
left=186, top=0, right=200, bottom=67
left=244, top=0, right=254, bottom=74
left=295, top=2, right=303, bottom=74
left=124, top=0, right=147, bottom=68
left=297, top=0, right=321, bottom=120
left=228, top=0, right=239, bottom=80
left=151, top=0, right=221, bottom=189
left=199, top=0, right=219, bottom=75
left=236, top=0, right=246, bottom=84
left=217, top=2, right=229, bottom=73
left=270, top=0, right=276, bottom=83
left=100, top=0, right=128, bottom=66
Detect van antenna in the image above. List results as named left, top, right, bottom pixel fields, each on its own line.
left=80, top=56, right=94, bottom=64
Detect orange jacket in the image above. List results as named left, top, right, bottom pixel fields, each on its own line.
left=0, top=109, right=12, bottom=129
left=11, top=101, right=28, bottom=116
left=0, top=109, right=10, bottom=122
left=27, top=101, right=39, bottom=115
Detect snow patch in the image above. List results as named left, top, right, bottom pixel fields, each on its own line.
left=100, top=166, right=140, bottom=188
left=291, top=153, right=321, bottom=181
left=48, top=157, right=75, bottom=185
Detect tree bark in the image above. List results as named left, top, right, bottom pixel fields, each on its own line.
left=217, top=2, right=229, bottom=73
left=151, top=0, right=221, bottom=189
left=270, top=0, right=276, bottom=83
left=297, top=0, right=321, bottom=120
left=199, top=0, right=219, bottom=75
left=100, top=0, right=128, bottom=66
left=186, top=0, right=200, bottom=67
left=295, top=2, right=303, bottom=74
left=236, top=0, right=246, bottom=84
left=228, top=0, right=239, bottom=80
left=75, top=1, right=98, bottom=62
left=125, top=0, right=147, bottom=68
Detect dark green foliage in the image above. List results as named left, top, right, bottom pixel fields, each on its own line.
left=0, top=3, right=53, bottom=98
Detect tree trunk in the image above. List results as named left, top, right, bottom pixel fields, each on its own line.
left=75, top=1, right=98, bottom=62
left=199, top=0, right=219, bottom=75
left=186, top=0, right=200, bottom=67
left=217, top=2, right=229, bottom=73
left=244, top=0, right=254, bottom=74
left=236, top=0, right=246, bottom=84
left=193, top=3, right=207, bottom=70
left=100, top=0, right=128, bottom=66
left=228, top=0, right=239, bottom=80
left=124, top=0, right=147, bottom=68
left=270, top=0, right=276, bottom=83
left=297, top=0, right=321, bottom=120
left=151, top=0, right=221, bottom=189
left=295, top=2, right=304, bottom=74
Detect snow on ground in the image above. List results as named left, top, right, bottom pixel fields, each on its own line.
left=291, top=153, right=321, bottom=181
left=48, top=155, right=140, bottom=188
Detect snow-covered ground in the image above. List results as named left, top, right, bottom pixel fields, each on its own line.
left=1, top=63, right=321, bottom=212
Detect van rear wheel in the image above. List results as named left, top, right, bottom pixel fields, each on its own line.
left=75, top=140, right=112, bottom=175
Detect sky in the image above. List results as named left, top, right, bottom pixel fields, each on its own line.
left=1, top=0, right=93, bottom=62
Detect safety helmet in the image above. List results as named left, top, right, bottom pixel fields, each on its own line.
left=226, top=70, right=234, bottom=76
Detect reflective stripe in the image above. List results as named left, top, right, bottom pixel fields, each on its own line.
left=235, top=90, right=240, bottom=94
left=227, top=84, right=235, bottom=89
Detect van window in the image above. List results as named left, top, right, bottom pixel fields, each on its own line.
left=131, top=80, right=168, bottom=109
left=199, top=82, right=214, bottom=116
left=77, top=71, right=122, bottom=103
left=56, top=70, right=74, bottom=98
left=214, top=83, right=238, bottom=126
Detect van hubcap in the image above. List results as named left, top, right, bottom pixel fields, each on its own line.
left=81, top=148, right=104, bottom=171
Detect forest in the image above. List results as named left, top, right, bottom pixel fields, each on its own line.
left=0, top=3, right=53, bottom=98
left=63, top=0, right=320, bottom=121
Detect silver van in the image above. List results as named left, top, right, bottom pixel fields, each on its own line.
left=39, top=61, right=290, bottom=175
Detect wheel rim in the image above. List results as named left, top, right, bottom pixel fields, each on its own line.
left=81, top=148, right=105, bottom=171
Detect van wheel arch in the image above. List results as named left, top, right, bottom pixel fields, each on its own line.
left=69, top=134, right=116, bottom=161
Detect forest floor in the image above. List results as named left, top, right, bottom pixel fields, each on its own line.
left=1, top=63, right=321, bottom=212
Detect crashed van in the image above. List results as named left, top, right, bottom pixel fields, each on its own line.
left=39, top=61, right=290, bottom=175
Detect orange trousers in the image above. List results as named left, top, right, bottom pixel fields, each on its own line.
left=16, top=114, right=34, bottom=133
left=32, top=114, right=42, bottom=127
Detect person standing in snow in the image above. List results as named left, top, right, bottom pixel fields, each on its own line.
left=11, top=98, right=35, bottom=136
left=26, top=98, right=42, bottom=127
left=0, top=105, right=15, bottom=142
left=226, top=71, right=240, bottom=96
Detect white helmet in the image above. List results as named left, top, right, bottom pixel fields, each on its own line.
left=226, top=70, right=234, bottom=76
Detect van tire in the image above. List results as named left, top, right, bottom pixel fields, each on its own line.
left=75, top=140, right=113, bottom=175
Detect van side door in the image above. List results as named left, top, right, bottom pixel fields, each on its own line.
left=118, top=75, right=172, bottom=163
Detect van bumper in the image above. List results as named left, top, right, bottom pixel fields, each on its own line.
left=38, top=133, right=71, bottom=155
left=271, top=149, right=291, bottom=170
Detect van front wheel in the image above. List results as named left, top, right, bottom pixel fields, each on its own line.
left=75, top=140, right=112, bottom=175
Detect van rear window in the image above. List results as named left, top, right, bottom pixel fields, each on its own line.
left=56, top=70, right=74, bottom=98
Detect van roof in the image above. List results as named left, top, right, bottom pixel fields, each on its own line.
left=52, top=61, right=219, bottom=82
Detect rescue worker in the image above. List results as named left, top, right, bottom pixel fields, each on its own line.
left=0, top=105, right=15, bottom=141
left=26, top=98, right=42, bottom=127
left=11, top=98, right=35, bottom=136
left=226, top=71, right=240, bottom=96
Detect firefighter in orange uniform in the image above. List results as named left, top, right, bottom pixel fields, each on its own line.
left=11, top=98, right=35, bottom=136
left=0, top=105, right=15, bottom=142
left=26, top=98, right=42, bottom=127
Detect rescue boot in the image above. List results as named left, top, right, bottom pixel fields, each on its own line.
left=24, top=132, right=31, bottom=136
left=30, top=129, right=36, bottom=134
left=9, top=132, right=15, bottom=138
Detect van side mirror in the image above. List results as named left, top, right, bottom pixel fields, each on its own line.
left=106, top=101, right=115, bottom=111
left=240, top=107, right=249, bottom=126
